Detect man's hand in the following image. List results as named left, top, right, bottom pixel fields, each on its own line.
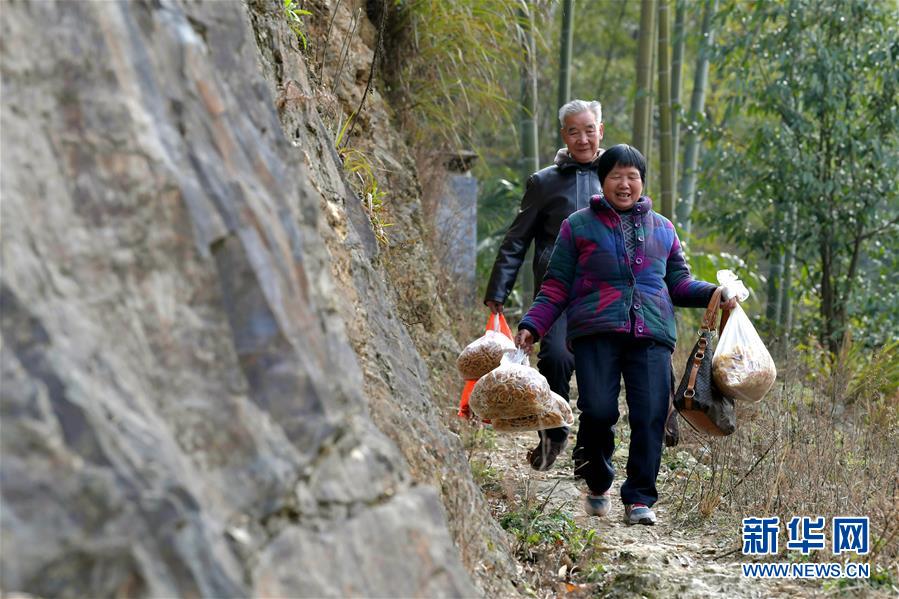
left=515, top=329, right=534, bottom=354
left=486, top=300, right=504, bottom=315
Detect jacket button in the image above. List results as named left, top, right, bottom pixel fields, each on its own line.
left=634, top=303, right=641, bottom=310
left=638, top=236, right=644, bottom=242
left=635, top=257, right=643, bottom=265
left=637, top=326, right=644, bottom=333
left=635, top=222, right=641, bottom=227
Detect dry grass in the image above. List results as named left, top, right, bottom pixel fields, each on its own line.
left=669, top=332, right=899, bottom=589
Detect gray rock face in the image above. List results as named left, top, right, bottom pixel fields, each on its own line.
left=244, top=1, right=522, bottom=595
left=0, top=0, right=476, bottom=596
left=241, top=0, right=525, bottom=595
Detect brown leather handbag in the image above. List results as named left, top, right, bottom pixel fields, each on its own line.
left=664, top=370, right=679, bottom=447
left=673, top=288, right=736, bottom=436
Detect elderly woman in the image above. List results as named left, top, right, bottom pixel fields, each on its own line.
left=515, top=144, right=735, bottom=525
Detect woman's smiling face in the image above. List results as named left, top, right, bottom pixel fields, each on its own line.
left=602, top=163, right=643, bottom=210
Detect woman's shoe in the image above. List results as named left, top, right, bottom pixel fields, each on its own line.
left=584, top=490, right=612, bottom=517
left=624, top=503, right=657, bottom=525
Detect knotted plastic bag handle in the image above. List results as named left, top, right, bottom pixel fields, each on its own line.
left=487, top=312, right=513, bottom=340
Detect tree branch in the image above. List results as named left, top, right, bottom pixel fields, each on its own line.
left=859, top=214, right=899, bottom=242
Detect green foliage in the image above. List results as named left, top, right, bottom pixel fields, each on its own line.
left=537, top=1, right=642, bottom=162
left=461, top=425, right=498, bottom=452
left=283, top=0, right=312, bottom=49
left=499, top=504, right=600, bottom=563
left=845, top=340, right=899, bottom=410
left=844, top=236, right=899, bottom=346
left=469, top=458, right=501, bottom=493
left=387, top=0, right=528, bottom=150
left=796, top=335, right=899, bottom=410
left=475, top=173, right=524, bottom=310
left=698, top=0, right=899, bottom=351
left=680, top=237, right=765, bottom=297
left=825, top=564, right=899, bottom=593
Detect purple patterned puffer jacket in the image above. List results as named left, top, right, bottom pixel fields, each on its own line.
left=519, top=194, right=716, bottom=350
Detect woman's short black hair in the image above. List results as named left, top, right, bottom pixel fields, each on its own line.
left=597, top=144, right=646, bottom=184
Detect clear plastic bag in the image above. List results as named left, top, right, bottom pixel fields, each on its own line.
left=469, top=349, right=553, bottom=420
left=491, top=391, right=575, bottom=432
left=456, top=314, right=516, bottom=380
left=717, top=269, right=750, bottom=302
left=712, top=304, right=777, bottom=402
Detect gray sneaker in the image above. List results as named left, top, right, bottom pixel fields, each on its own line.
left=584, top=490, right=612, bottom=517
left=624, top=503, right=657, bottom=525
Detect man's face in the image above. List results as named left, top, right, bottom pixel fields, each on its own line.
left=561, top=111, right=603, bottom=163
left=602, top=163, right=643, bottom=211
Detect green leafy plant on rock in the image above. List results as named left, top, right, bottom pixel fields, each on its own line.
left=335, top=113, right=393, bottom=246
left=283, top=0, right=312, bottom=49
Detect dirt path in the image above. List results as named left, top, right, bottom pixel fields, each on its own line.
left=470, top=411, right=828, bottom=598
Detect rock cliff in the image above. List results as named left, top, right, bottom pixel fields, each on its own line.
left=1, top=0, right=515, bottom=596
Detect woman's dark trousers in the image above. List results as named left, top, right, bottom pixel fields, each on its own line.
left=536, top=312, right=574, bottom=444
left=572, top=334, right=672, bottom=506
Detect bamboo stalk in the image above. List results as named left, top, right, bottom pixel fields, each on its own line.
left=632, top=0, right=657, bottom=155
left=657, top=0, right=675, bottom=218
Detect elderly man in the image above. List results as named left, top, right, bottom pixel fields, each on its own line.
left=484, top=99, right=604, bottom=471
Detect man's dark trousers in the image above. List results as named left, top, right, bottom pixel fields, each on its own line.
left=536, top=312, right=574, bottom=443
left=571, top=334, right=672, bottom=506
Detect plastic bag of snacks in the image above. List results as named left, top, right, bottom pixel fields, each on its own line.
left=457, top=313, right=515, bottom=418
left=491, top=392, right=574, bottom=432
left=457, top=313, right=516, bottom=381
left=712, top=271, right=777, bottom=402
left=469, top=349, right=553, bottom=420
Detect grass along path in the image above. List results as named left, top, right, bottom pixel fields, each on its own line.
left=464, top=403, right=873, bottom=598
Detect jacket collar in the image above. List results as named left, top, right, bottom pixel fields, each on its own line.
left=554, top=147, right=604, bottom=171
left=590, top=194, right=653, bottom=214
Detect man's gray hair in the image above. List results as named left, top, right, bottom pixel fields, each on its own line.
left=558, top=99, right=602, bottom=127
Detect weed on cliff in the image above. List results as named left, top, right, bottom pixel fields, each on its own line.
left=334, top=114, right=393, bottom=246
left=282, top=0, right=312, bottom=49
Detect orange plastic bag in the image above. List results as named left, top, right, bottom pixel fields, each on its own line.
left=458, top=380, right=478, bottom=419
left=458, top=313, right=514, bottom=418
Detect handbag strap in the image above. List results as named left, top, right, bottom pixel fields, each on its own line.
left=684, top=288, right=727, bottom=409
left=719, top=304, right=732, bottom=333
left=701, top=287, right=724, bottom=332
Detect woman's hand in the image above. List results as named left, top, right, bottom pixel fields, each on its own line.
left=721, top=295, right=738, bottom=311
left=515, top=329, right=534, bottom=354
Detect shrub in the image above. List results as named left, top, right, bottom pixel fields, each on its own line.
left=668, top=346, right=898, bottom=579
left=384, top=0, right=527, bottom=149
